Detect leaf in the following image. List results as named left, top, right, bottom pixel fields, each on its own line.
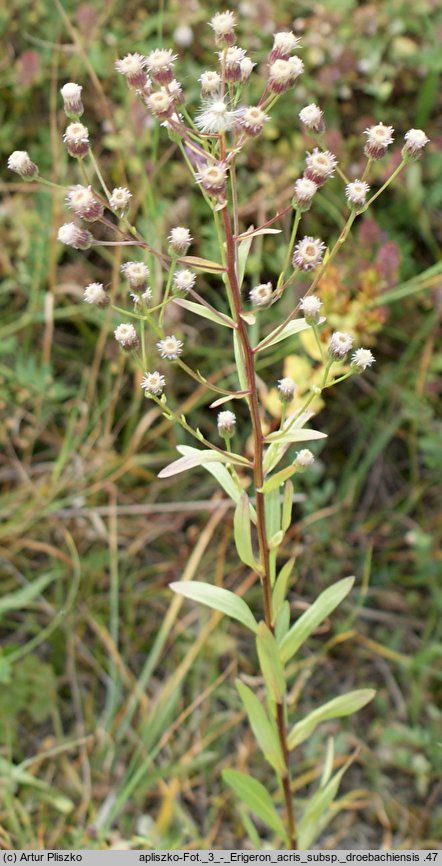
left=256, top=622, right=286, bottom=703
left=234, top=493, right=260, bottom=571
left=240, top=311, right=256, bottom=325
left=177, top=447, right=257, bottom=521
left=158, top=446, right=247, bottom=478
left=279, top=576, right=355, bottom=663
left=297, top=753, right=356, bottom=849
left=272, top=559, right=295, bottom=623
left=287, top=689, right=375, bottom=749
left=170, top=581, right=258, bottom=633
left=238, top=233, right=253, bottom=288
left=222, top=769, right=287, bottom=839
left=236, top=681, right=285, bottom=774
left=233, top=330, right=248, bottom=390
left=173, top=297, right=235, bottom=328
left=236, top=227, right=282, bottom=240
left=265, top=428, right=327, bottom=444
left=274, top=601, right=290, bottom=643
left=268, top=529, right=284, bottom=550
left=210, top=392, right=247, bottom=408
left=282, top=481, right=294, bottom=532
left=256, top=317, right=312, bottom=352
left=0, top=574, right=57, bottom=617
left=179, top=254, right=225, bottom=273
left=260, top=466, right=297, bottom=494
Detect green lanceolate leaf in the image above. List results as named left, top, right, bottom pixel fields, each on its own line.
left=0, top=574, right=57, bottom=618
left=287, top=689, right=376, bottom=749
left=274, top=600, right=291, bottom=643
left=272, top=559, right=295, bottom=623
left=233, top=330, right=248, bottom=390
left=256, top=622, right=286, bottom=703
left=279, top=576, right=355, bottom=663
left=255, top=317, right=311, bottom=352
left=264, top=487, right=281, bottom=542
left=234, top=493, right=260, bottom=571
left=265, top=428, right=327, bottom=444
left=179, top=254, right=226, bottom=273
left=238, top=233, right=253, bottom=288
left=260, top=465, right=297, bottom=494
left=282, top=481, right=294, bottom=532
left=297, top=753, right=356, bottom=849
left=170, top=581, right=258, bottom=633
left=158, top=446, right=247, bottom=478
left=222, top=769, right=287, bottom=840
left=236, top=680, right=285, bottom=775
left=173, top=297, right=235, bottom=328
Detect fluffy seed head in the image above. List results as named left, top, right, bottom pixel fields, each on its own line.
left=141, top=370, right=165, bottom=395
left=114, top=323, right=139, bottom=350
left=299, top=103, right=324, bottom=133
left=146, top=48, right=177, bottom=84
left=239, top=106, right=269, bottom=137
left=83, top=282, right=109, bottom=307
left=293, top=237, right=325, bottom=271
left=157, top=335, right=184, bottom=360
left=57, top=222, right=93, bottom=250
left=217, top=410, right=236, bottom=437
left=403, top=128, right=429, bottom=157
left=329, top=331, right=353, bottom=358
left=299, top=294, right=322, bottom=322
left=63, top=122, right=90, bottom=158
left=270, top=31, right=301, bottom=61
left=7, top=150, right=38, bottom=180
left=195, top=162, right=227, bottom=195
left=121, top=261, right=149, bottom=291
left=146, top=91, right=174, bottom=119
left=351, top=348, right=375, bottom=370
left=115, top=53, right=148, bottom=88
left=60, top=82, right=83, bottom=118
left=364, top=122, right=394, bottom=159
left=173, top=269, right=196, bottom=292
left=295, top=449, right=315, bottom=468
left=345, top=179, right=370, bottom=208
left=199, top=70, right=221, bottom=97
left=305, top=148, right=337, bottom=185
left=196, top=100, right=240, bottom=134
left=168, top=226, right=192, bottom=255
left=109, top=187, right=132, bottom=214
left=210, top=11, right=236, bottom=46
left=293, top=177, right=318, bottom=209
left=66, top=185, right=103, bottom=221
left=278, top=377, right=297, bottom=402
left=249, top=282, right=273, bottom=307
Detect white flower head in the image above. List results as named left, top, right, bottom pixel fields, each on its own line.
left=210, top=11, right=236, bottom=45
left=403, top=128, right=430, bottom=157
left=114, top=323, right=139, bottom=349
left=146, top=91, right=174, bottom=119
left=364, top=122, right=394, bottom=159
left=168, top=226, right=192, bottom=255
left=141, top=370, right=166, bottom=395
left=293, top=177, right=318, bottom=208
left=157, top=335, right=183, bottom=360
left=293, top=237, right=325, bottom=271
left=173, top=24, right=194, bottom=48
left=239, top=106, right=269, bottom=137
left=60, top=82, right=83, bottom=118
left=295, top=449, right=315, bottom=468
left=83, top=282, right=109, bottom=307
left=329, top=331, right=353, bottom=358
left=217, top=409, right=236, bottom=437
left=131, top=288, right=153, bottom=306
left=299, top=294, right=322, bottom=322
left=173, top=269, right=196, bottom=292
left=299, top=103, right=324, bottom=132
left=268, top=58, right=302, bottom=93
left=240, top=57, right=255, bottom=81
left=351, top=348, right=375, bottom=370
left=278, top=377, right=297, bottom=402
left=199, top=70, right=221, bottom=97
left=7, top=150, right=38, bottom=180
left=63, top=122, right=90, bottom=158
left=115, top=53, right=148, bottom=88
left=66, top=185, right=103, bottom=221
left=195, top=162, right=227, bottom=196
left=305, top=148, right=337, bottom=184
left=109, top=187, right=132, bottom=213
left=345, top=179, right=370, bottom=208
left=220, top=46, right=248, bottom=81
left=196, top=99, right=240, bottom=134
left=146, top=48, right=177, bottom=84
left=270, top=31, right=301, bottom=60
left=121, top=261, right=149, bottom=291
left=250, top=282, right=273, bottom=307
left=57, top=222, right=93, bottom=250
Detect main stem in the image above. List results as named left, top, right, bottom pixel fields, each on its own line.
left=220, top=203, right=297, bottom=849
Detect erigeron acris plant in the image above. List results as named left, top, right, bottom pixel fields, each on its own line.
left=8, top=10, right=429, bottom=850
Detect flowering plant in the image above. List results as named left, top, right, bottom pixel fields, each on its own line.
left=8, top=9, right=429, bottom=849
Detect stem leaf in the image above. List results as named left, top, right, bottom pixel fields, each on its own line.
left=0, top=574, right=57, bottom=618
left=236, top=680, right=286, bottom=775
left=288, top=689, right=376, bottom=749
left=297, top=752, right=357, bottom=849
left=173, top=297, right=235, bottom=328
left=222, top=769, right=287, bottom=840
left=279, top=576, right=355, bottom=663
left=272, top=558, right=295, bottom=623
left=256, top=317, right=312, bottom=352
left=179, top=254, right=225, bottom=273
left=234, top=493, right=260, bottom=571
left=158, top=446, right=246, bottom=478
left=170, top=581, right=258, bottom=633
left=265, top=428, right=327, bottom=444
left=256, top=622, right=286, bottom=703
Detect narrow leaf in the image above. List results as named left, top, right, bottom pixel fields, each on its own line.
left=236, top=681, right=285, bottom=775
left=158, top=446, right=247, bottom=478
left=272, top=559, right=295, bottom=622
left=288, top=689, right=375, bottom=749
left=256, top=622, right=286, bottom=703
left=274, top=601, right=291, bottom=643
left=170, top=581, right=258, bottom=633
left=236, top=227, right=282, bottom=240
left=279, top=577, right=355, bottom=663
left=297, top=753, right=356, bottom=849
left=265, top=428, right=327, bottom=444
left=282, top=481, right=294, bottom=532
left=260, top=465, right=296, bottom=493
left=179, top=254, right=225, bottom=273
left=264, top=487, right=281, bottom=542
left=256, top=317, right=312, bottom=352
left=210, top=392, right=248, bottom=408
left=233, top=330, right=248, bottom=390
left=0, top=574, right=57, bottom=617
left=238, top=233, right=253, bottom=287
left=234, top=493, right=260, bottom=570
left=222, top=769, right=287, bottom=839
left=173, top=297, right=235, bottom=328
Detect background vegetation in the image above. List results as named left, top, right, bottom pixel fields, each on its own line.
left=1, top=0, right=441, bottom=850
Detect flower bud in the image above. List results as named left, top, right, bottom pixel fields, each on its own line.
left=363, top=122, right=394, bottom=160
left=114, top=323, right=139, bottom=350
left=195, top=162, right=227, bottom=196
left=299, top=294, right=322, bottom=323
left=63, top=122, right=90, bottom=158
left=146, top=49, right=177, bottom=85
left=345, top=179, right=370, bottom=209
left=83, top=282, right=109, bottom=307
left=217, top=410, right=236, bottom=437
left=239, top=106, right=269, bottom=137
left=141, top=370, right=166, bottom=395
left=60, top=82, right=84, bottom=118
left=7, top=150, right=38, bottom=181
left=295, top=449, right=315, bottom=469
left=402, top=129, right=429, bottom=160
left=173, top=269, right=196, bottom=292
left=329, top=331, right=353, bottom=359
left=278, top=377, right=297, bottom=402
left=268, top=57, right=303, bottom=93
left=109, top=187, right=132, bottom=214
left=168, top=226, right=192, bottom=255
left=121, top=261, right=149, bottom=292
left=199, top=70, right=221, bottom=98
left=304, top=148, right=337, bottom=185
left=66, top=185, right=104, bottom=221
left=220, top=46, right=247, bottom=82
left=269, top=31, right=301, bottom=62
left=240, top=57, right=255, bottom=81
left=146, top=91, right=174, bottom=120
left=210, top=11, right=236, bottom=46
left=299, top=103, right=325, bottom=134
left=351, top=348, right=375, bottom=370
left=57, top=222, right=94, bottom=250
left=293, top=177, right=318, bottom=210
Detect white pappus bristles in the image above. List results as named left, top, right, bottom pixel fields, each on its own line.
left=299, top=294, right=322, bottom=323
left=173, top=269, right=196, bottom=292
left=240, top=57, right=255, bottom=82
left=209, top=11, right=237, bottom=46
left=304, top=148, right=337, bottom=185
left=114, top=323, right=139, bottom=350
left=121, top=261, right=149, bottom=291
left=141, top=371, right=166, bottom=395
left=199, top=71, right=222, bottom=98
left=269, top=31, right=301, bottom=62
left=63, top=122, right=90, bottom=158
left=157, top=335, right=183, bottom=360
left=57, top=222, right=94, bottom=250
left=196, top=99, right=240, bottom=134
left=293, top=177, right=318, bottom=209
left=217, top=410, right=236, bottom=437
left=220, top=47, right=248, bottom=82
left=195, top=162, right=227, bottom=196
left=239, top=106, right=269, bottom=137
left=293, top=237, right=325, bottom=271
left=345, top=179, right=370, bottom=208
left=295, top=449, right=315, bottom=468
left=403, top=129, right=429, bottom=158
left=329, top=331, right=353, bottom=358
left=115, top=53, right=148, bottom=89
left=66, top=186, right=104, bottom=221
left=146, top=91, right=174, bottom=120
left=364, top=122, right=394, bottom=159
left=299, top=103, right=324, bottom=133
left=168, top=227, right=192, bottom=255
left=268, top=57, right=304, bottom=94
left=278, top=377, right=297, bottom=402
left=60, top=82, right=83, bottom=118
left=249, top=283, right=273, bottom=307
left=7, top=150, right=38, bottom=180
left=83, top=282, right=109, bottom=307
left=109, top=187, right=132, bottom=214
left=351, top=348, right=375, bottom=370
left=146, top=49, right=177, bottom=85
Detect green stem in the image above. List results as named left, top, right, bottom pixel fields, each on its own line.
left=276, top=209, right=301, bottom=292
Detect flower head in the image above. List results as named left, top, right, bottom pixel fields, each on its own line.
left=364, top=122, right=394, bottom=159
left=60, top=82, right=83, bottom=118
left=293, top=177, right=318, bottom=209
left=199, top=70, right=221, bottom=98
left=278, top=377, right=297, bottom=402
left=299, top=103, right=324, bottom=133
left=7, top=150, right=38, bottom=180
left=109, top=187, right=132, bottom=214
left=329, top=331, right=353, bottom=358
left=131, top=289, right=153, bottom=306
left=83, top=282, right=109, bottom=307
left=295, top=449, right=315, bottom=468
left=57, top=222, right=93, bottom=250
left=146, top=91, right=174, bottom=119
left=157, top=335, right=184, bottom=360
left=209, top=11, right=236, bottom=46
left=114, top=323, right=139, bottom=350
left=141, top=370, right=166, bottom=395
left=351, top=348, right=375, bottom=370
left=220, top=46, right=248, bottom=81
left=146, top=48, right=177, bottom=84
left=168, top=226, right=192, bottom=255
left=305, top=148, right=337, bottom=185
left=299, top=294, right=322, bottom=323
left=268, top=57, right=303, bottom=93
left=217, top=410, right=236, bottom=437
left=63, top=122, right=90, bottom=158
left=403, top=128, right=429, bottom=158
left=168, top=79, right=184, bottom=104
left=249, top=282, right=273, bottom=307
left=345, top=179, right=370, bottom=208
left=121, top=261, right=149, bottom=291
left=196, top=99, right=240, bottom=134
left=173, top=269, right=196, bottom=292
left=195, top=162, right=227, bottom=196
left=240, top=57, right=255, bottom=81
left=269, top=31, right=301, bottom=61
left=293, top=237, right=325, bottom=271
left=66, top=185, right=103, bottom=221
left=238, top=106, right=269, bottom=137
left=115, top=53, right=148, bottom=88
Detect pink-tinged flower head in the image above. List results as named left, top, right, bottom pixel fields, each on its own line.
left=157, top=335, right=183, bottom=360
left=403, top=129, right=429, bottom=158
left=210, top=11, right=237, bottom=46
left=109, top=187, right=132, bottom=214
left=57, top=222, right=94, bottom=250
left=63, top=122, right=90, bottom=158
left=7, top=150, right=38, bottom=180
left=293, top=177, right=318, bottom=209
left=168, top=226, right=192, bottom=255
left=240, top=57, right=255, bottom=81
left=351, top=348, right=375, bottom=370
left=60, top=82, right=84, bottom=118
left=114, top=323, right=139, bottom=350
left=83, top=282, right=109, bottom=307
left=199, top=70, right=221, bottom=98
left=146, top=48, right=177, bottom=84
left=278, top=377, right=297, bottom=402
left=217, top=410, right=236, bottom=437
left=220, top=46, right=248, bottom=81
left=299, top=294, right=322, bottom=323
left=66, top=186, right=104, bottom=222
left=345, top=179, right=370, bottom=208
left=146, top=91, right=175, bottom=119
left=167, top=79, right=184, bottom=104
left=293, top=236, right=325, bottom=271
left=299, top=103, right=324, bottom=133
left=115, top=53, right=148, bottom=89
left=364, top=122, right=394, bottom=159
left=239, top=106, right=269, bottom=137
left=269, top=31, right=301, bottom=62
left=268, top=57, right=303, bottom=93
left=121, top=261, right=149, bottom=292
left=249, top=282, right=273, bottom=307
left=304, top=148, right=337, bottom=185
left=141, top=370, right=166, bottom=395
left=329, top=331, right=353, bottom=358
left=195, top=162, right=227, bottom=196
